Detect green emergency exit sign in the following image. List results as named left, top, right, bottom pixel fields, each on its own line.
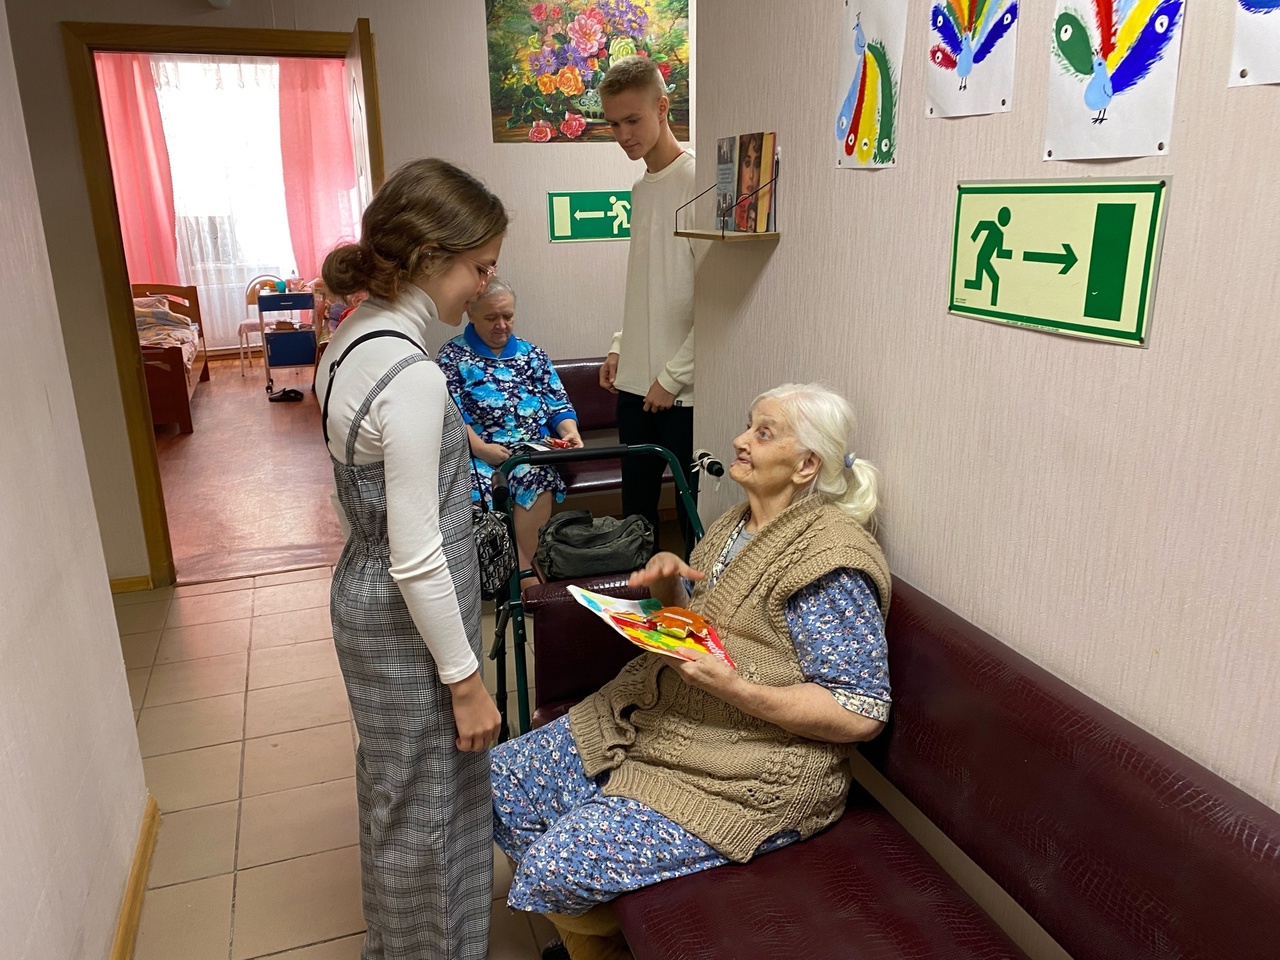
left=949, top=179, right=1169, bottom=346
left=547, top=191, right=632, bottom=242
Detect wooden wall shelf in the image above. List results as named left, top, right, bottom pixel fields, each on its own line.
left=675, top=229, right=780, bottom=241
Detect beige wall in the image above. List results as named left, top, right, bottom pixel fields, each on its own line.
left=0, top=2, right=148, bottom=955
left=693, top=0, right=1280, bottom=813
left=7, top=0, right=673, bottom=579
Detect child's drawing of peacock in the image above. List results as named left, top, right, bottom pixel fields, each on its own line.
left=1053, top=0, right=1185, bottom=124
left=835, top=14, right=898, bottom=165
left=929, top=0, right=1019, bottom=91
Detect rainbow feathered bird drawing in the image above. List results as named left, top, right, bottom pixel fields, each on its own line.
left=1054, top=0, right=1185, bottom=124
left=835, top=14, right=897, bottom=165
left=929, top=0, right=1019, bottom=91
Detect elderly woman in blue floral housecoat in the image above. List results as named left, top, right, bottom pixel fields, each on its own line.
left=436, top=277, right=583, bottom=581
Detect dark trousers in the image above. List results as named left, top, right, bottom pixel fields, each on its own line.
left=616, top=390, right=696, bottom=556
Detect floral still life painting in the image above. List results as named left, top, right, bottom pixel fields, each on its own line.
left=485, top=0, right=691, bottom=143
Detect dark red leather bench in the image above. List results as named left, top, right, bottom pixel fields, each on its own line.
left=552, top=357, right=671, bottom=496
left=526, top=579, right=1280, bottom=959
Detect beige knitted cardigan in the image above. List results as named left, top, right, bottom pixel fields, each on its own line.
left=569, top=495, right=891, bottom=862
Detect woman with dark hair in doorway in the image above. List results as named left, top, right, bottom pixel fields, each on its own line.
left=318, top=158, right=506, bottom=960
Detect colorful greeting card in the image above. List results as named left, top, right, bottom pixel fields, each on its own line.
left=568, top=586, right=735, bottom=668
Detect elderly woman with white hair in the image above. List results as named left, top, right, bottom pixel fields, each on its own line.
left=490, top=382, right=892, bottom=959
left=436, top=277, right=583, bottom=582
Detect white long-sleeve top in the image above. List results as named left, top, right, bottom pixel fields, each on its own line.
left=317, top=284, right=478, bottom=684
left=609, top=150, right=708, bottom=404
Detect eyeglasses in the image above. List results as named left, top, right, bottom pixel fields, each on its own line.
left=458, top=254, right=498, bottom=284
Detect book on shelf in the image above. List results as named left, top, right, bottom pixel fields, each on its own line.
left=756, top=132, right=777, bottom=234
left=715, top=135, right=738, bottom=232
left=716, top=131, right=779, bottom=233
left=767, top=144, right=779, bottom=233
left=568, top=586, right=735, bottom=668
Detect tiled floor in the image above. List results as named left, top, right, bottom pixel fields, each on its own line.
left=115, top=567, right=547, bottom=960
left=154, top=358, right=344, bottom=585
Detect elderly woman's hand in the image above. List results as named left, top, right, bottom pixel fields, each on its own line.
left=629, top=552, right=704, bottom=608
left=477, top=441, right=513, bottom=467
left=671, top=650, right=742, bottom=701
left=558, top=424, right=585, bottom=448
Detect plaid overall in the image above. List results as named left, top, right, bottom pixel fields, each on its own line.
left=325, top=335, right=491, bottom=960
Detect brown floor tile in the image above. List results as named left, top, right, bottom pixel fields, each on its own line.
left=143, top=742, right=242, bottom=813
left=117, top=599, right=171, bottom=635
left=489, top=903, right=541, bottom=960
left=237, top=778, right=358, bottom=869
left=136, top=693, right=246, bottom=757
left=167, top=589, right=255, bottom=628
left=249, top=639, right=341, bottom=690
left=155, top=618, right=253, bottom=665
left=127, top=668, right=151, bottom=711
left=242, top=722, right=354, bottom=797
left=133, top=873, right=234, bottom=960
left=120, top=631, right=162, bottom=670
left=148, top=801, right=239, bottom=888
left=145, top=652, right=249, bottom=707
left=251, top=605, right=333, bottom=649
left=230, top=846, right=365, bottom=960
left=174, top=576, right=256, bottom=598
left=255, top=566, right=332, bottom=589
left=263, top=934, right=364, bottom=959
left=245, top=676, right=350, bottom=739
left=114, top=586, right=175, bottom=607
left=254, top=578, right=331, bottom=617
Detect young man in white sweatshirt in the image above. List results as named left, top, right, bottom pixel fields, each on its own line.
left=597, top=56, right=705, bottom=552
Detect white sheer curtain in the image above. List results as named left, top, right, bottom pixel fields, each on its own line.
left=154, top=56, right=297, bottom=350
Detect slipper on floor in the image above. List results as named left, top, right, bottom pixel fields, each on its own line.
left=268, top=388, right=304, bottom=402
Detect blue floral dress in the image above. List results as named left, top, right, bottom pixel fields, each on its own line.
left=436, top=325, right=577, bottom=510
left=491, top=567, right=889, bottom=916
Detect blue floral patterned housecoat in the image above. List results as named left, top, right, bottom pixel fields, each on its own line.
left=436, top=325, right=577, bottom=510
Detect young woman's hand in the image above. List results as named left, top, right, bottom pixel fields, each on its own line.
left=448, top=672, right=502, bottom=752
left=477, top=441, right=513, bottom=467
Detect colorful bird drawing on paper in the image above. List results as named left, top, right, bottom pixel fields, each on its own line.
left=1054, top=0, right=1185, bottom=124
left=929, top=0, right=1019, bottom=91
left=835, top=14, right=897, bottom=165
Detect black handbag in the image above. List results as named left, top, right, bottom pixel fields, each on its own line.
left=472, top=504, right=516, bottom=600
left=468, top=453, right=517, bottom=602
left=535, top=510, right=655, bottom=581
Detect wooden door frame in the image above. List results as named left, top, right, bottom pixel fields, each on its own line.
left=61, top=20, right=383, bottom=587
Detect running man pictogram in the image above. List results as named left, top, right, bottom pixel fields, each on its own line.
left=964, top=206, right=1013, bottom=306
left=610, top=195, right=631, bottom=234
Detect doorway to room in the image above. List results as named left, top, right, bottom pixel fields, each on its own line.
left=63, top=20, right=385, bottom=586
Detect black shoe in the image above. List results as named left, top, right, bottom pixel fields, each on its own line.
left=541, top=936, right=570, bottom=960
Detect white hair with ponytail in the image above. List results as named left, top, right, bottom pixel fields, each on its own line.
left=752, top=382, right=880, bottom=529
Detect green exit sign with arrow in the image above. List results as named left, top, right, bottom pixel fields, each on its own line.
left=547, top=191, right=632, bottom=243
left=949, top=180, right=1169, bottom=346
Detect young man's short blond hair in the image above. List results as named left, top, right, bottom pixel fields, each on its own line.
left=597, top=55, right=666, bottom=102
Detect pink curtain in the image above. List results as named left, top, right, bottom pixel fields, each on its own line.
left=94, top=53, right=180, bottom=286
left=278, top=58, right=359, bottom=283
